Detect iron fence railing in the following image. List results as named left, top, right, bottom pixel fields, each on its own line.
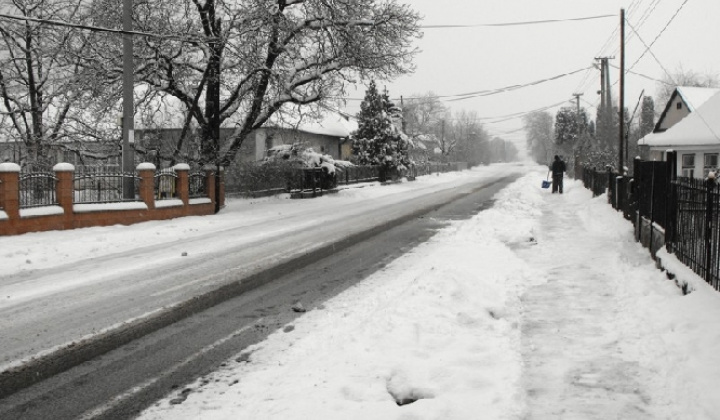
left=19, top=170, right=58, bottom=208
left=155, top=169, right=178, bottom=200
left=581, top=166, right=610, bottom=197
left=581, top=153, right=720, bottom=292
left=73, top=167, right=139, bottom=204
left=337, top=165, right=380, bottom=185
left=189, top=172, right=208, bottom=198
left=670, top=177, right=720, bottom=290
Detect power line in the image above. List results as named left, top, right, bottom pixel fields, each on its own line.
left=626, top=0, right=690, bottom=73
left=478, top=99, right=570, bottom=124
left=614, top=17, right=676, bottom=84
left=445, top=67, right=593, bottom=102
left=420, top=14, right=615, bottom=29
left=0, top=13, right=212, bottom=42
left=333, top=67, right=593, bottom=103
left=608, top=63, right=673, bottom=85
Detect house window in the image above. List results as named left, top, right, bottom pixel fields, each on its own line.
left=704, top=153, right=719, bottom=177
left=677, top=102, right=683, bottom=110
left=682, top=154, right=695, bottom=178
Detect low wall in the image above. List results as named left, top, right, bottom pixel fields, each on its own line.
left=0, top=162, right=219, bottom=236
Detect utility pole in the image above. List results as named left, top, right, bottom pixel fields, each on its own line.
left=595, top=56, right=614, bottom=149
left=441, top=119, right=445, bottom=154
left=619, top=8, right=626, bottom=174
left=572, top=93, right=583, bottom=172
left=122, top=0, right=135, bottom=199
left=572, top=93, right=583, bottom=117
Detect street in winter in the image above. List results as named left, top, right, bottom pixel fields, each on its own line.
left=135, top=167, right=720, bottom=420
left=3, top=0, right=720, bottom=419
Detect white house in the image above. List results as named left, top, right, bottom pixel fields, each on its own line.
left=639, top=88, right=720, bottom=178
left=654, top=86, right=720, bottom=133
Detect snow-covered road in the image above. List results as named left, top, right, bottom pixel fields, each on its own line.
left=0, top=165, right=517, bottom=374
left=136, top=167, right=720, bottom=420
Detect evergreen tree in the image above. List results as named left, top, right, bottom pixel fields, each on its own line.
left=351, top=81, right=411, bottom=175
left=640, top=96, right=655, bottom=137
left=554, top=107, right=588, bottom=148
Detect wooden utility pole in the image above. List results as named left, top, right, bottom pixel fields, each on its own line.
left=122, top=0, right=135, bottom=198
left=619, top=8, right=626, bottom=173
left=572, top=93, right=583, bottom=117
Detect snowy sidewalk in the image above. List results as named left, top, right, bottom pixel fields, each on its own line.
left=519, top=184, right=681, bottom=419
left=139, top=169, right=720, bottom=420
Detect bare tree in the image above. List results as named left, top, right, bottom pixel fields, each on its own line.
left=655, top=66, right=720, bottom=112
left=82, top=0, right=421, bottom=168
left=0, top=0, right=105, bottom=165
left=523, top=111, right=554, bottom=164
left=402, top=92, right=446, bottom=138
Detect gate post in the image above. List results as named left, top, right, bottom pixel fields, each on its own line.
left=0, top=163, right=20, bottom=223
left=705, top=175, right=715, bottom=283
left=607, top=166, right=613, bottom=205
left=54, top=163, right=75, bottom=229
left=137, top=163, right=156, bottom=211
left=666, top=150, right=678, bottom=252
left=634, top=157, right=642, bottom=241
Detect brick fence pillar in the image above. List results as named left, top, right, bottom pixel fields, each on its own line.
left=174, top=163, right=190, bottom=207
left=137, top=163, right=156, bottom=210
left=0, top=163, right=21, bottom=221
left=53, top=163, right=75, bottom=228
left=217, top=166, right=225, bottom=209
left=204, top=166, right=216, bottom=208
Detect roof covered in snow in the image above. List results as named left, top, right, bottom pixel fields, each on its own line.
left=270, top=112, right=358, bottom=138
left=641, top=90, right=720, bottom=147
left=676, top=86, right=720, bottom=112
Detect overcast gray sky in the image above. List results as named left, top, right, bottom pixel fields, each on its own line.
left=344, top=0, right=720, bottom=153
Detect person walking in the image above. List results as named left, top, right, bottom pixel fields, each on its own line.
left=550, top=155, right=566, bottom=194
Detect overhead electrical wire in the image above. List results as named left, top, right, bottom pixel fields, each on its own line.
left=608, top=63, right=673, bottom=85
left=443, top=66, right=593, bottom=102
left=420, top=14, right=615, bottom=29
left=626, top=0, right=690, bottom=73
left=0, top=12, right=212, bottom=42
left=332, top=66, right=593, bottom=104
left=623, top=20, right=676, bottom=84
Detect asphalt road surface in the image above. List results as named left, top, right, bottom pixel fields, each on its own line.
left=0, top=171, right=517, bottom=419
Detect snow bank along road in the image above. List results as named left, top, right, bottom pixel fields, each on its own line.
left=0, top=165, right=520, bottom=401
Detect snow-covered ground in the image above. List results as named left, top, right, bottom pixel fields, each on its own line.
left=131, top=168, right=720, bottom=420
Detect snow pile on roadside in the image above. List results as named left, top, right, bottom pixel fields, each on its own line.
left=139, top=172, right=546, bottom=419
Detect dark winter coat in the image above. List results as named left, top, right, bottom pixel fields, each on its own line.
left=551, top=159, right=566, bottom=177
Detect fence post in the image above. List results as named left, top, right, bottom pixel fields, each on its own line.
left=217, top=166, right=225, bottom=209
left=607, top=166, right=613, bottom=205
left=0, top=163, right=20, bottom=222
left=705, top=175, right=715, bottom=283
left=665, top=150, right=677, bottom=252
left=204, top=166, right=216, bottom=209
left=174, top=163, right=190, bottom=207
left=137, top=163, right=156, bottom=210
left=54, top=163, right=75, bottom=228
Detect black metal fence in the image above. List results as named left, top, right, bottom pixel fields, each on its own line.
left=189, top=172, right=207, bottom=198
left=19, top=168, right=58, bottom=208
left=155, top=169, right=178, bottom=200
left=582, top=152, right=720, bottom=291
left=337, top=165, right=381, bottom=185
left=73, top=167, right=139, bottom=204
